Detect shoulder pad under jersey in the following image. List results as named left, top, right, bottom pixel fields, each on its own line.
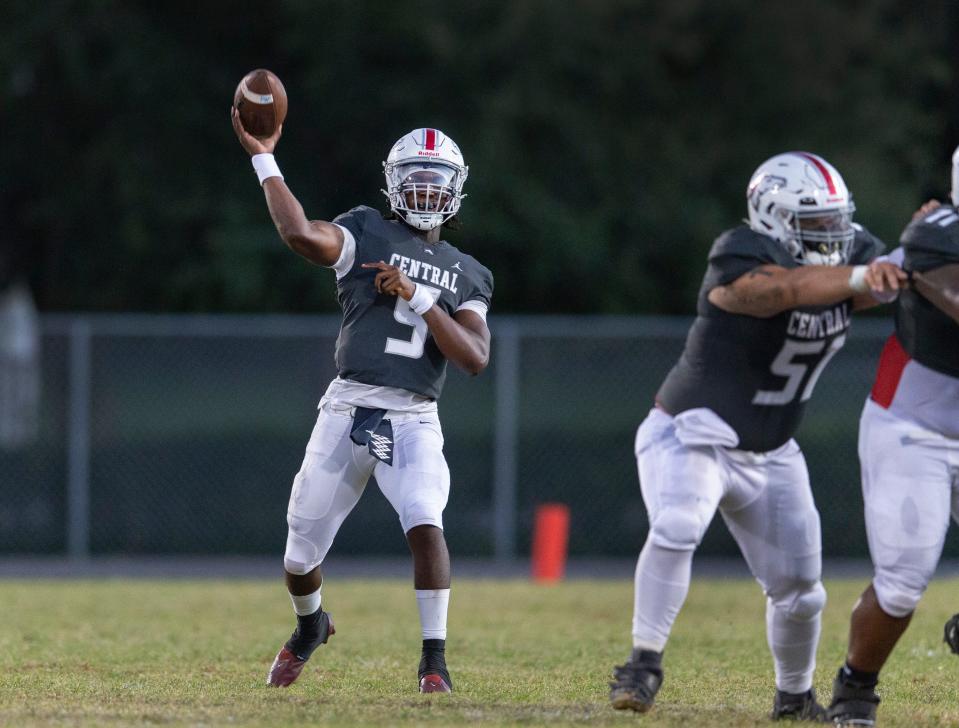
left=900, top=206, right=959, bottom=271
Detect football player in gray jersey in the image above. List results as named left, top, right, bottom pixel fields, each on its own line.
left=609, top=152, right=906, bottom=720
left=232, top=112, right=492, bottom=694
left=826, top=150, right=959, bottom=727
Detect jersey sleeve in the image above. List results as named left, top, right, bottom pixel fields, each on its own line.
left=453, top=261, right=493, bottom=319
left=331, top=205, right=371, bottom=241
left=900, top=209, right=959, bottom=272
left=467, top=264, right=494, bottom=308
left=331, top=205, right=379, bottom=279
left=705, top=227, right=789, bottom=287
left=847, top=224, right=886, bottom=265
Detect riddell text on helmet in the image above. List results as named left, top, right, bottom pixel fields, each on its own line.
left=417, top=151, right=441, bottom=157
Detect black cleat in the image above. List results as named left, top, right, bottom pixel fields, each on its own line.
left=266, top=609, right=335, bottom=687
left=826, top=668, right=880, bottom=726
left=609, top=649, right=663, bottom=713
left=771, top=688, right=827, bottom=721
left=418, top=638, right=453, bottom=693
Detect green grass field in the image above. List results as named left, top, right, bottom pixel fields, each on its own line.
left=1, top=577, right=957, bottom=727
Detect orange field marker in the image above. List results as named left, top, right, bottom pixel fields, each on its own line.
left=531, top=503, right=570, bottom=582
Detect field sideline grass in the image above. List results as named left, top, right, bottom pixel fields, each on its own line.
left=1, top=577, right=957, bottom=726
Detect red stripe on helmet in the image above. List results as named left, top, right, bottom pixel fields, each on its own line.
left=794, top=152, right=837, bottom=195
left=424, top=129, right=436, bottom=150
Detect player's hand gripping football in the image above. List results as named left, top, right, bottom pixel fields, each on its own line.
left=231, top=106, right=282, bottom=156
left=864, top=259, right=908, bottom=295
left=362, top=261, right=416, bottom=300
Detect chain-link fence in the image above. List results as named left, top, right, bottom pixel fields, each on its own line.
left=2, top=313, right=956, bottom=561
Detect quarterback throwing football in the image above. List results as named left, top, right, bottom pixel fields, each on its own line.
left=826, top=149, right=959, bottom=727
left=232, top=111, right=493, bottom=694
left=609, top=152, right=904, bottom=719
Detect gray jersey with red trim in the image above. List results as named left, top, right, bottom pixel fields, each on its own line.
left=896, top=205, right=959, bottom=377
left=656, top=225, right=884, bottom=452
left=332, top=205, right=493, bottom=400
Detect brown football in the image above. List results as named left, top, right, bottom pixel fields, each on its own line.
left=233, top=69, right=288, bottom=138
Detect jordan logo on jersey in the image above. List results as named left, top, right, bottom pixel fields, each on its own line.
left=787, top=303, right=850, bottom=339
left=388, top=253, right=460, bottom=294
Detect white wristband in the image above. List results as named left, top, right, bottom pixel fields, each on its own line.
left=408, top=284, right=434, bottom=315
left=251, top=153, right=283, bottom=185
left=848, top=265, right=869, bottom=293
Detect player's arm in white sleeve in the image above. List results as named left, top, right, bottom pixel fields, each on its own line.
left=230, top=107, right=343, bottom=267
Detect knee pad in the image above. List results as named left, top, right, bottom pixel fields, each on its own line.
left=772, top=581, right=826, bottom=622
left=401, top=500, right=444, bottom=533
left=283, top=556, right=313, bottom=575
left=649, top=508, right=706, bottom=551
left=873, top=567, right=928, bottom=618
left=283, top=518, right=323, bottom=575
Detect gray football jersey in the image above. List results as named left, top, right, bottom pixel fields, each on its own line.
left=656, top=225, right=884, bottom=452
left=331, top=206, right=494, bottom=399
left=896, top=206, right=959, bottom=377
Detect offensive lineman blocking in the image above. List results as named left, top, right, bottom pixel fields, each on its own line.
left=231, top=112, right=493, bottom=693
left=608, top=152, right=906, bottom=719
left=827, top=149, right=959, bottom=727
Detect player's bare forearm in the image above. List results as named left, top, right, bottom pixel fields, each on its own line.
left=423, top=308, right=491, bottom=376
left=913, top=264, right=959, bottom=325
left=709, top=262, right=905, bottom=317
left=261, top=179, right=343, bottom=266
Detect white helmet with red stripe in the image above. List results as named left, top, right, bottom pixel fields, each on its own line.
left=382, top=128, right=468, bottom=231
left=746, top=151, right=856, bottom=266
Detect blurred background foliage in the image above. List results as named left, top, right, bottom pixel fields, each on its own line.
left=1, top=0, right=956, bottom=314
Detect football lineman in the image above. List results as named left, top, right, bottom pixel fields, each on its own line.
left=231, top=112, right=493, bottom=694
left=826, top=149, right=959, bottom=727
left=608, top=152, right=905, bottom=719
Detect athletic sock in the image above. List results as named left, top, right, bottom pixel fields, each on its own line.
left=289, top=587, right=321, bottom=617
left=416, top=588, right=450, bottom=640
left=631, top=539, right=693, bottom=652
left=767, top=599, right=820, bottom=694
left=841, top=661, right=879, bottom=688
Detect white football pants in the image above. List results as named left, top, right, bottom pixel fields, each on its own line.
left=860, top=399, right=959, bottom=617
left=632, top=408, right=825, bottom=694
left=283, top=401, right=450, bottom=575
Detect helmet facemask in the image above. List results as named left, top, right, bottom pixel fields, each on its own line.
left=778, top=205, right=856, bottom=266
left=383, top=161, right=467, bottom=231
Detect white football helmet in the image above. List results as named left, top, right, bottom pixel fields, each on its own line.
left=382, top=128, right=468, bottom=231
left=950, top=144, right=959, bottom=207
left=746, top=151, right=856, bottom=266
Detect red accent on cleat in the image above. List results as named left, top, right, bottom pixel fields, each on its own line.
left=267, top=647, right=307, bottom=687
left=419, top=673, right=452, bottom=693
left=265, top=613, right=335, bottom=687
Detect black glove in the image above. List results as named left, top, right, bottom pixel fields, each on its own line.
left=944, top=613, right=959, bottom=655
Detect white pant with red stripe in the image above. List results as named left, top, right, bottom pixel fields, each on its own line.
left=860, top=398, right=959, bottom=617
left=283, top=401, right=450, bottom=575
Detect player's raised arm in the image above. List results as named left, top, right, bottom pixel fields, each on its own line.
left=708, top=260, right=906, bottom=317
left=913, top=264, right=959, bottom=325
left=361, top=261, right=490, bottom=375
left=231, top=107, right=343, bottom=267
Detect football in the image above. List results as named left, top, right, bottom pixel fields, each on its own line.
left=233, top=69, right=288, bottom=138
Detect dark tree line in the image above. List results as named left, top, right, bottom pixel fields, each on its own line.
left=1, top=0, right=955, bottom=313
